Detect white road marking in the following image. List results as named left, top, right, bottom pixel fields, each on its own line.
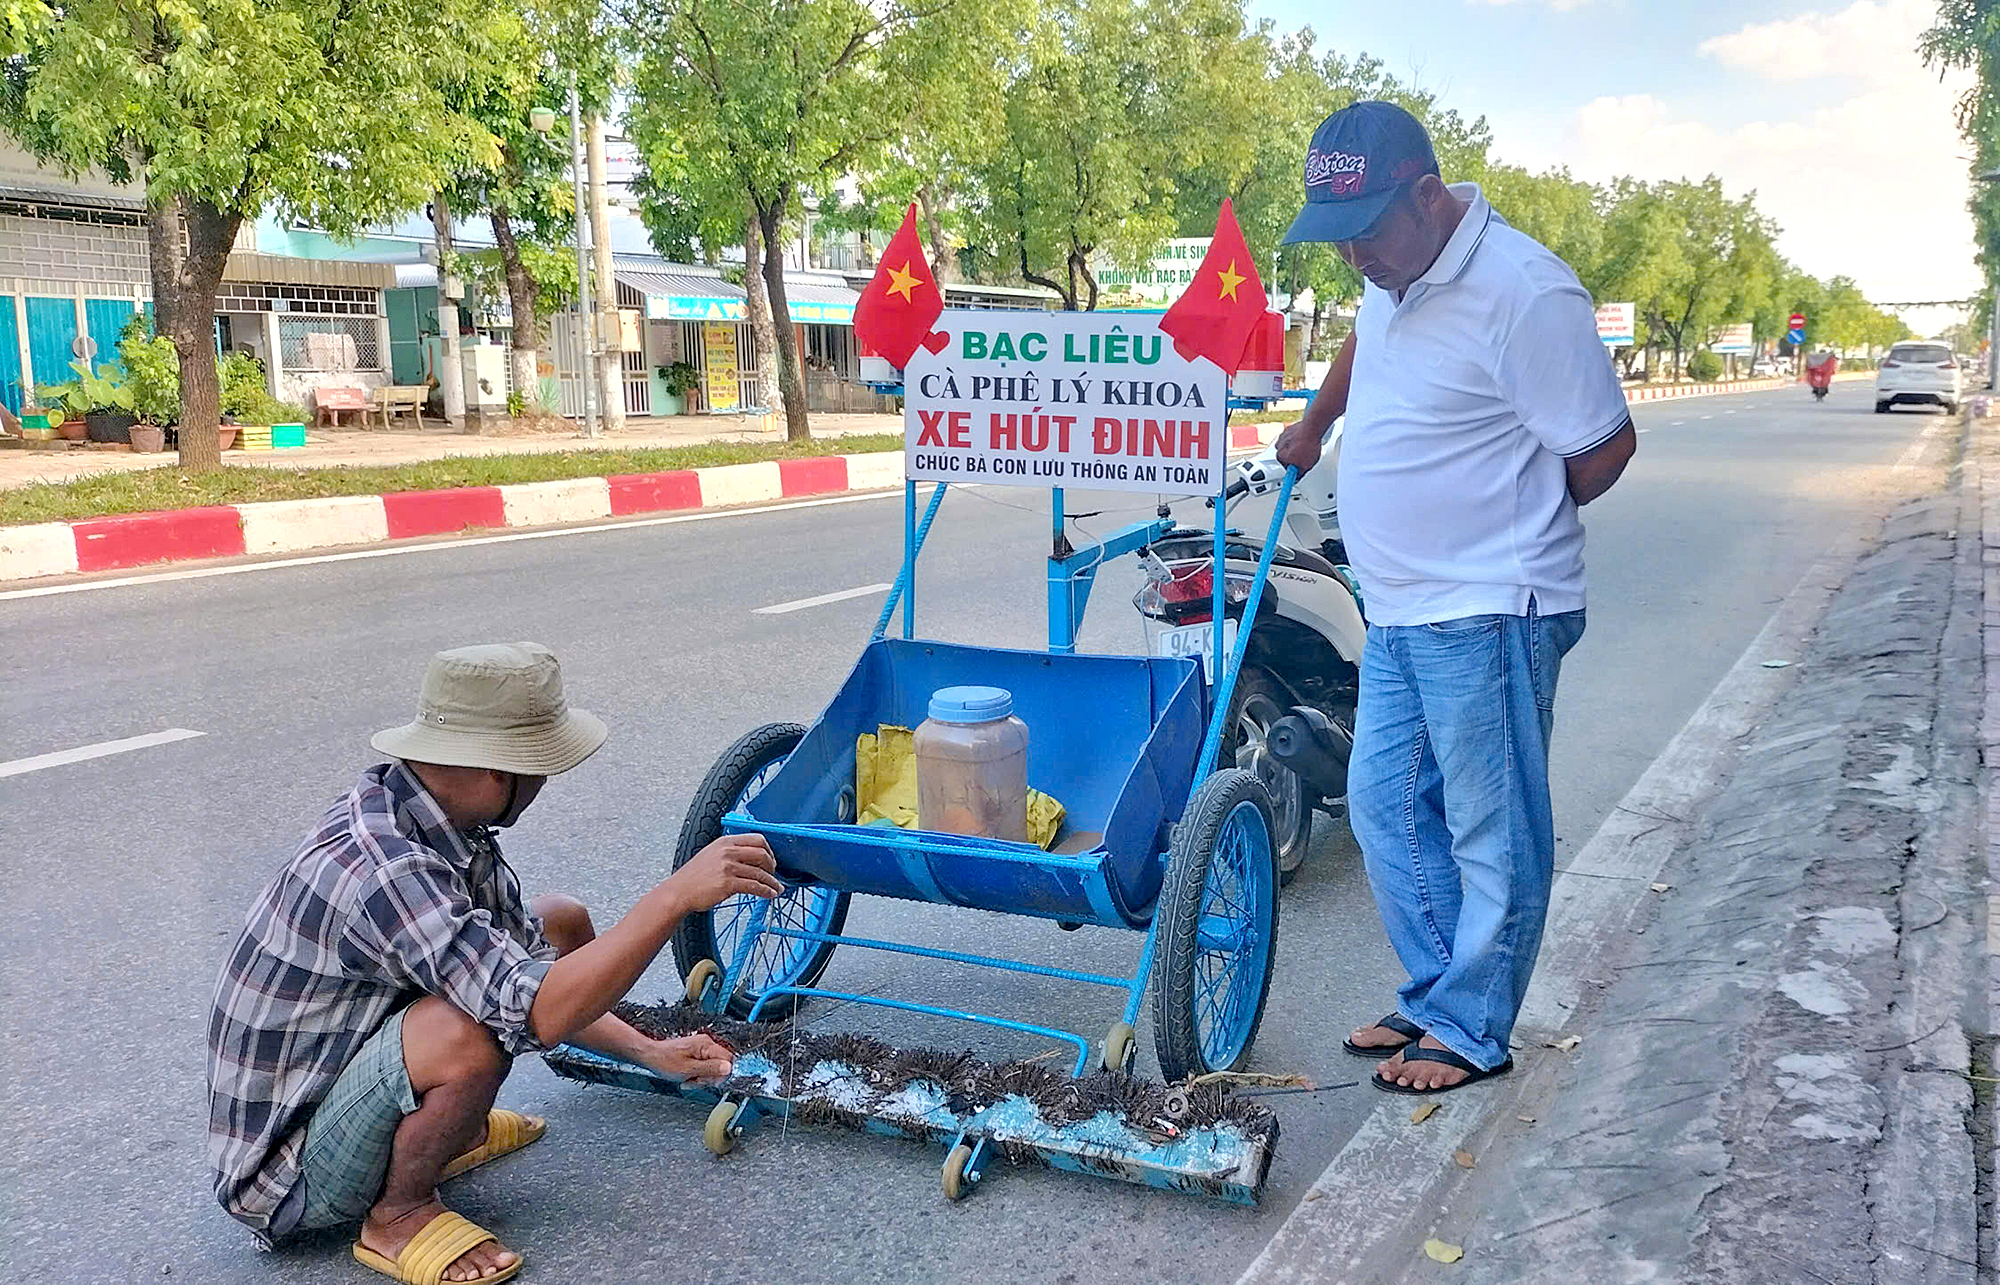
left=1893, top=417, right=1953, bottom=471
left=0, top=728, right=205, bottom=779
left=1636, top=427, right=1652, bottom=434
left=754, top=583, right=891, bottom=615
left=0, top=489, right=904, bottom=602
left=1701, top=414, right=1715, bottom=420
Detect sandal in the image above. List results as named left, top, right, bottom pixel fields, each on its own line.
left=1371, top=1044, right=1514, bottom=1095
left=439, top=1109, right=546, bottom=1182
left=353, top=1210, right=520, bottom=1285
left=1342, top=1012, right=1425, bottom=1058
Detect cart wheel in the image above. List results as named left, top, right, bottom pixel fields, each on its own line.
left=670, top=723, right=852, bottom=1019
left=1226, top=666, right=1311, bottom=887
left=942, top=1143, right=977, bottom=1200
left=1151, top=769, right=1280, bottom=1082
left=1100, top=1021, right=1137, bottom=1073
left=682, top=958, right=721, bottom=1007
left=703, top=1100, right=740, bottom=1156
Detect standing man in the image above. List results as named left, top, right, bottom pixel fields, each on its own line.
left=208, top=643, right=784, bottom=1283
left=1274, top=102, right=1635, bottom=1095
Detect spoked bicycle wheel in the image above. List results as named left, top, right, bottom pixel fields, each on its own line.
left=670, top=722, right=850, bottom=1019
left=1151, top=768, right=1281, bottom=1081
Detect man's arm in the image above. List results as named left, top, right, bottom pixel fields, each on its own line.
left=1274, top=329, right=1357, bottom=471
left=526, top=833, right=781, bottom=1048
left=1565, top=419, right=1636, bottom=506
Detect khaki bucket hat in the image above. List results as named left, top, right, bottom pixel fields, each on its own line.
left=371, top=643, right=608, bottom=776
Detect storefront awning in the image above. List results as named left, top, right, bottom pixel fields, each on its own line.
left=615, top=265, right=858, bottom=325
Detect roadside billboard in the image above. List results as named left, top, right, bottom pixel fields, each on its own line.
left=1596, top=302, right=1636, bottom=347
left=1095, top=239, right=1214, bottom=304
left=1711, top=323, right=1754, bottom=356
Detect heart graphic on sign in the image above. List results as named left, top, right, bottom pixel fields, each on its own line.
left=920, top=330, right=950, bottom=355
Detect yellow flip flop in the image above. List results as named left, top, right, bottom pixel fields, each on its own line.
left=352, top=1210, right=520, bottom=1285
left=439, top=1108, right=546, bottom=1183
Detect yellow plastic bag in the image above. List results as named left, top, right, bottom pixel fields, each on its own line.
left=854, top=724, right=1066, bottom=850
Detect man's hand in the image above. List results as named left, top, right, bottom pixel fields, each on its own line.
left=1274, top=419, right=1324, bottom=472
left=668, top=833, right=784, bottom=911
left=644, top=1032, right=735, bottom=1082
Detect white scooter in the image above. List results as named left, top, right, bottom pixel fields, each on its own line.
left=1135, top=423, right=1366, bottom=884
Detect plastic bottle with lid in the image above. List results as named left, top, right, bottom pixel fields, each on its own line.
left=915, top=685, right=1029, bottom=842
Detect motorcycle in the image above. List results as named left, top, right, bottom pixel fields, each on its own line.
left=1135, top=424, right=1366, bottom=884
left=1806, top=352, right=1838, bottom=401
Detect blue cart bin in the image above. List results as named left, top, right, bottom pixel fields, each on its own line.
left=726, top=638, right=1207, bottom=929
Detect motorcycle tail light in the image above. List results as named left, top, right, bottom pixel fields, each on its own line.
left=1133, top=563, right=1251, bottom=624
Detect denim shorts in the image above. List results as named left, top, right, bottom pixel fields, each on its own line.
left=295, top=1007, right=416, bottom=1230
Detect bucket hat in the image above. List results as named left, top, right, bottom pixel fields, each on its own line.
left=371, top=643, right=607, bottom=776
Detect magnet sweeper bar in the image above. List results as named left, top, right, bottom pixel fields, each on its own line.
left=541, top=1000, right=1278, bottom=1205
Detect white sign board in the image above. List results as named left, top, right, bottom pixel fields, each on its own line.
left=904, top=309, right=1229, bottom=495
left=1596, top=302, right=1636, bottom=347
left=1094, top=239, right=1213, bottom=304
left=1711, top=322, right=1753, bottom=355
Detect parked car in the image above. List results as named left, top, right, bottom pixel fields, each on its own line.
left=1875, top=341, right=1961, bottom=414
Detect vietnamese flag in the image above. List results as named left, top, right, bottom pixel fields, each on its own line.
left=853, top=205, right=946, bottom=370
left=1159, top=199, right=1269, bottom=376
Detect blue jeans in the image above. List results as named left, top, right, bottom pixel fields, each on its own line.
left=1348, top=604, right=1586, bottom=1070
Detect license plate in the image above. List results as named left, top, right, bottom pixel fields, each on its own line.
left=1153, top=619, right=1238, bottom=681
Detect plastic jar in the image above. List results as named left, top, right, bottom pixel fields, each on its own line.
left=915, top=686, right=1029, bottom=842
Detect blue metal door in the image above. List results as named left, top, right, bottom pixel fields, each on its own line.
left=0, top=298, right=20, bottom=414
left=24, top=296, right=79, bottom=389
left=84, top=298, right=138, bottom=372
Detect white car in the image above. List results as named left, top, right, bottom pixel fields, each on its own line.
left=1875, top=341, right=1962, bottom=414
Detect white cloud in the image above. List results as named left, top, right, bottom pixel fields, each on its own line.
left=1546, top=0, right=1979, bottom=305
left=1466, top=0, right=1594, bottom=10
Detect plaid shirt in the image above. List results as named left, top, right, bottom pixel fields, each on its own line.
left=206, top=762, right=556, bottom=1244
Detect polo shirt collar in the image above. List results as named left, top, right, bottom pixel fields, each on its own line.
left=1415, top=182, right=1493, bottom=289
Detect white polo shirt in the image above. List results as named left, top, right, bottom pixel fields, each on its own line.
left=1336, top=183, right=1629, bottom=627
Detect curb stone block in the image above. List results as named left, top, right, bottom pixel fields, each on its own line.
left=607, top=471, right=702, bottom=516
left=499, top=477, right=612, bottom=527
left=695, top=461, right=783, bottom=508
left=777, top=455, right=849, bottom=497
left=842, top=451, right=905, bottom=491
left=0, top=521, right=80, bottom=579
left=72, top=506, right=245, bottom=572
left=383, top=486, right=507, bottom=539
left=238, top=495, right=390, bottom=555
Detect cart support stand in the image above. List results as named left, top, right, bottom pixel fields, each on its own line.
left=1047, top=513, right=1177, bottom=652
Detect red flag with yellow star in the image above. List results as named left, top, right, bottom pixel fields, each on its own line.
left=853, top=205, right=946, bottom=370
left=1159, top=199, right=1269, bottom=375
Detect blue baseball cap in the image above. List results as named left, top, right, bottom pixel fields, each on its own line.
left=1281, top=101, right=1441, bottom=245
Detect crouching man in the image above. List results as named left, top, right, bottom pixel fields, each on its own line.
left=207, top=643, right=782, bottom=1284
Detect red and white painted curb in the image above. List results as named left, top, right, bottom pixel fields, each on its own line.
left=0, top=378, right=1805, bottom=585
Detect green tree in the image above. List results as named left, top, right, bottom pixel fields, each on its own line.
left=1921, top=0, right=1999, bottom=328
left=622, top=0, right=984, bottom=441
left=2, top=0, right=496, bottom=470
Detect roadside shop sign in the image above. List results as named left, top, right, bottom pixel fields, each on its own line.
left=702, top=321, right=740, bottom=413
left=1595, top=302, right=1636, bottom=347
left=1094, top=239, right=1214, bottom=304
left=903, top=309, right=1229, bottom=495
left=1711, top=322, right=1754, bottom=355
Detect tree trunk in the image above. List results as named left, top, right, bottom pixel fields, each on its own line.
left=153, top=198, right=243, bottom=472
left=430, top=191, right=466, bottom=429
left=1306, top=298, right=1325, bottom=361
left=743, top=211, right=780, bottom=412
left=757, top=202, right=810, bottom=442
left=146, top=198, right=184, bottom=343
left=917, top=185, right=949, bottom=278
left=490, top=203, right=546, bottom=413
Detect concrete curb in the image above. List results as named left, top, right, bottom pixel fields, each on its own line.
left=0, top=378, right=1795, bottom=584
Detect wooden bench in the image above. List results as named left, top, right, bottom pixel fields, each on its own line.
left=313, top=386, right=369, bottom=428
left=368, top=385, right=429, bottom=430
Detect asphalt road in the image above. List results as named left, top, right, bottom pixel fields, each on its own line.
left=0, top=381, right=1954, bottom=1284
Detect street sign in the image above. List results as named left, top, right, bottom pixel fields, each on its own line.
left=1595, top=302, right=1636, bottom=347
left=1786, top=328, right=1805, bottom=346
left=1789, top=312, right=1806, bottom=331
left=1712, top=322, right=1753, bottom=355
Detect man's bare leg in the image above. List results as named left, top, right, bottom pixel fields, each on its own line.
left=357, top=996, right=519, bottom=1282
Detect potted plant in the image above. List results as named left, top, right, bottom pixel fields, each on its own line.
left=37, top=380, right=89, bottom=438
left=658, top=360, right=700, bottom=415
left=71, top=360, right=138, bottom=443
left=120, top=324, right=180, bottom=453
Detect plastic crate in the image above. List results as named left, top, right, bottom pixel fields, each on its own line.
left=19, top=412, right=56, bottom=430
left=271, top=423, right=306, bottom=449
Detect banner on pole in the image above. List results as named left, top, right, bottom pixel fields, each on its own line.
left=1595, top=302, right=1636, bottom=347
left=903, top=309, right=1229, bottom=495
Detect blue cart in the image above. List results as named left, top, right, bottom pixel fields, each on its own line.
left=549, top=461, right=1302, bottom=1204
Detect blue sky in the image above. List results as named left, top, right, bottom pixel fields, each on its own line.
left=1248, top=0, right=1978, bottom=323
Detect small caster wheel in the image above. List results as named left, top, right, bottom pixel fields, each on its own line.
left=1163, top=1087, right=1192, bottom=1120
left=703, top=1100, right=739, bottom=1156
left=683, top=959, right=721, bottom=1006
left=1100, top=1021, right=1136, bottom=1073
left=942, top=1143, right=977, bottom=1200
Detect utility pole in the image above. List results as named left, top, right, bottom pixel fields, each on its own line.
left=566, top=73, right=597, bottom=438
left=586, top=113, right=624, bottom=432
left=1982, top=171, right=1999, bottom=392
left=429, top=192, right=467, bottom=431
